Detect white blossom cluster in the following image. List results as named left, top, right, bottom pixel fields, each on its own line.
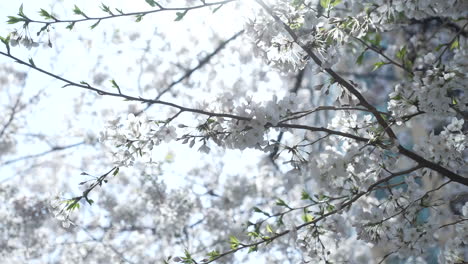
left=1, top=0, right=468, bottom=263
left=388, top=63, right=465, bottom=119
left=99, top=113, right=177, bottom=166
left=220, top=93, right=299, bottom=150
left=414, top=118, right=466, bottom=169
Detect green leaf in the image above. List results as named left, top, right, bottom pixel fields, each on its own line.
left=90, top=19, right=101, bottom=29
left=73, top=5, right=82, bottom=15
left=207, top=250, right=220, bottom=260
left=275, top=198, right=290, bottom=208
left=252, top=206, right=270, bottom=217
left=320, top=0, right=341, bottom=8
left=37, top=24, right=49, bottom=36
left=135, top=13, right=145, bottom=22
left=0, top=36, right=6, bottom=45
left=38, top=9, right=52, bottom=19
left=301, top=190, right=311, bottom=200
left=0, top=35, right=10, bottom=45
left=248, top=245, right=258, bottom=253
left=450, top=38, right=459, bottom=50
left=113, top=167, right=119, bottom=176
left=28, top=57, right=36, bottom=67
left=396, top=46, right=406, bottom=60
left=390, top=94, right=402, bottom=100
left=229, top=235, right=240, bottom=249
left=302, top=213, right=314, bottom=223
left=291, top=0, right=304, bottom=8
left=7, top=16, right=26, bottom=24
left=247, top=231, right=259, bottom=238
left=110, top=79, right=120, bottom=89
left=145, top=0, right=157, bottom=7
left=115, top=8, right=124, bottom=15
left=277, top=214, right=284, bottom=226
left=183, top=249, right=192, bottom=259
left=356, top=51, right=365, bottom=65
left=66, top=22, right=75, bottom=30
left=100, top=3, right=113, bottom=15
left=18, top=4, right=28, bottom=19
left=0, top=35, right=11, bottom=53
left=86, top=199, right=94, bottom=206
left=435, top=43, right=445, bottom=51
left=174, top=10, right=188, bottom=21
left=372, top=61, right=386, bottom=71
left=332, top=0, right=342, bottom=6
left=320, top=0, right=331, bottom=8
left=73, top=5, right=87, bottom=17
left=66, top=201, right=80, bottom=211
left=212, top=4, right=223, bottom=13
left=266, top=224, right=274, bottom=233
left=369, top=33, right=381, bottom=46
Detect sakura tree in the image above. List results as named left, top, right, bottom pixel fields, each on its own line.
left=0, top=0, right=467, bottom=263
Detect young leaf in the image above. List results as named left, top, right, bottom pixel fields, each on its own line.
left=266, top=224, right=274, bottom=233
left=0, top=36, right=9, bottom=45
left=145, top=0, right=157, bottom=7
left=450, top=38, right=459, bottom=50
left=73, top=5, right=87, bottom=17
left=18, top=4, right=29, bottom=19
left=39, top=9, right=53, bottom=20
left=207, top=250, right=220, bottom=260
left=320, top=0, right=341, bottom=8
left=229, top=235, right=240, bottom=249
left=275, top=198, right=290, bottom=208
left=135, top=14, right=145, bottom=22
left=356, top=51, right=365, bottom=65
left=302, top=213, right=314, bottom=223
left=0, top=35, right=11, bottom=54
left=248, top=245, right=258, bottom=253
left=212, top=4, right=223, bottom=13
left=174, top=10, right=188, bottom=21
left=435, top=43, right=445, bottom=52
left=86, top=199, right=94, bottom=206
left=28, top=57, right=36, bottom=67
left=396, top=46, right=406, bottom=60
left=110, top=79, right=120, bottom=89
left=100, top=3, right=113, bottom=15
left=372, top=61, right=386, bottom=71
left=79, top=81, right=91, bottom=87
left=37, top=24, right=49, bottom=36
left=7, top=16, right=26, bottom=24
left=66, top=22, right=75, bottom=30
left=320, top=0, right=331, bottom=8
left=90, top=19, right=101, bottom=29
left=252, top=206, right=270, bottom=216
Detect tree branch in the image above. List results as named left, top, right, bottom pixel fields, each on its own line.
left=255, top=0, right=467, bottom=187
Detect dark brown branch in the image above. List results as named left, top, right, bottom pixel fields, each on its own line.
left=24, top=0, right=238, bottom=26
left=274, top=123, right=370, bottom=143
left=0, top=51, right=373, bottom=148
